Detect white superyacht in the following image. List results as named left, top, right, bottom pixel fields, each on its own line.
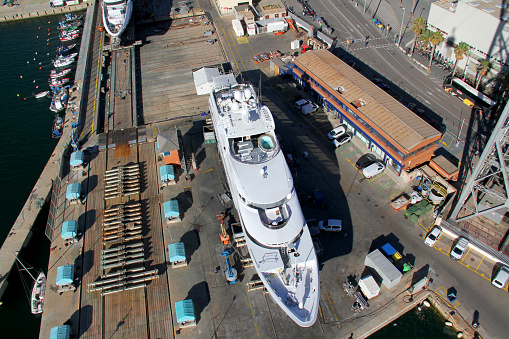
left=209, top=81, right=319, bottom=327
left=101, top=0, right=133, bottom=37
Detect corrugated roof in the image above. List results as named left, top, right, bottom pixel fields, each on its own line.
left=295, top=50, right=440, bottom=151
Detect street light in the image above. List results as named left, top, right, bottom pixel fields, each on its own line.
left=398, top=8, right=406, bottom=47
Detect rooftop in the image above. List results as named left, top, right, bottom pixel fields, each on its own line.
left=295, top=50, right=441, bottom=152
left=433, top=0, right=509, bottom=21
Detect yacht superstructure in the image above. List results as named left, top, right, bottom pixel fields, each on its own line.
left=101, top=0, right=133, bottom=37
left=209, top=81, right=319, bottom=327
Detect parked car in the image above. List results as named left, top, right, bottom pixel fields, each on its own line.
left=327, top=124, right=347, bottom=139
left=377, top=83, right=390, bottom=91
left=371, top=78, right=383, bottom=84
left=301, top=102, right=319, bottom=115
left=308, top=225, right=321, bottom=237
left=332, top=132, right=353, bottom=147
left=318, top=219, right=342, bottom=232
left=424, top=226, right=443, bottom=247
left=450, top=237, right=469, bottom=260
left=313, top=239, right=323, bottom=256
left=362, top=161, right=385, bottom=178
left=295, top=98, right=311, bottom=110
left=491, top=265, right=509, bottom=289
left=355, top=153, right=376, bottom=169
left=416, top=108, right=425, bottom=117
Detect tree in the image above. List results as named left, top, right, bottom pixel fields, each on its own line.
left=416, top=29, right=432, bottom=51
left=410, top=17, right=426, bottom=59
left=427, top=30, right=444, bottom=70
left=452, top=42, right=470, bottom=77
left=475, top=59, right=491, bottom=89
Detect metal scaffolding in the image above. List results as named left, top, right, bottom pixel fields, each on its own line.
left=450, top=101, right=509, bottom=222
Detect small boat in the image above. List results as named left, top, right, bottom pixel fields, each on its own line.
left=49, top=87, right=69, bottom=112
left=61, top=13, right=83, bottom=23
left=49, top=77, right=70, bottom=87
left=59, top=32, right=80, bottom=42
left=34, top=91, right=50, bottom=99
left=56, top=44, right=76, bottom=54
left=52, top=115, right=64, bottom=138
left=53, top=57, right=75, bottom=68
left=50, top=68, right=71, bottom=79
left=60, top=29, right=80, bottom=36
left=55, top=53, right=78, bottom=62
left=13, top=255, right=46, bottom=315
left=58, top=20, right=82, bottom=30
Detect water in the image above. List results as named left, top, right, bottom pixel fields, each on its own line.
left=368, top=305, right=458, bottom=339
left=0, top=14, right=79, bottom=337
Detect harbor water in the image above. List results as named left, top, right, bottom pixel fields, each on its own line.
left=0, top=14, right=77, bottom=337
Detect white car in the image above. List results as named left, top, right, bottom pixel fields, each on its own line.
left=424, top=226, right=443, bottom=247
left=295, top=98, right=311, bottom=110
left=450, top=237, right=469, bottom=261
left=332, top=132, right=353, bottom=147
left=327, top=124, right=347, bottom=139
left=492, top=265, right=509, bottom=289
left=301, top=102, right=319, bottom=115
left=362, top=161, right=385, bottom=178
left=318, top=219, right=342, bottom=232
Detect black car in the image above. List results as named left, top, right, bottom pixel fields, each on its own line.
left=355, top=153, right=377, bottom=169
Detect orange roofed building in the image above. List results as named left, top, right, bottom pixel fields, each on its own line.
left=293, top=49, right=442, bottom=175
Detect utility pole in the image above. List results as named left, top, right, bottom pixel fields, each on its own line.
left=398, top=8, right=406, bottom=47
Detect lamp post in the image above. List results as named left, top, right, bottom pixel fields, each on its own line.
left=398, top=7, right=406, bottom=46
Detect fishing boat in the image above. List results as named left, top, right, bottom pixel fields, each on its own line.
left=58, top=20, right=82, bottom=31
left=101, top=0, right=133, bottom=37
left=49, top=77, right=70, bottom=87
left=59, top=32, right=80, bottom=42
left=55, top=52, right=78, bottom=60
left=34, top=91, right=50, bottom=99
left=56, top=44, right=76, bottom=54
left=13, top=255, right=46, bottom=315
left=50, top=68, right=72, bottom=79
left=60, top=13, right=83, bottom=23
left=53, top=57, right=75, bottom=68
left=209, top=81, right=319, bottom=327
left=52, top=115, right=64, bottom=138
left=49, top=87, right=69, bottom=112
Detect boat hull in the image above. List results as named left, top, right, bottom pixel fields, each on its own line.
left=102, top=0, right=133, bottom=37
left=31, top=272, right=46, bottom=314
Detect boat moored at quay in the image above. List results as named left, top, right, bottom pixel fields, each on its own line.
left=101, top=0, right=133, bottom=37
left=209, top=81, right=320, bottom=327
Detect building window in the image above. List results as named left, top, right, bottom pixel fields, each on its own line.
left=371, top=129, right=388, bottom=147
left=387, top=142, right=404, bottom=158
left=265, top=15, right=269, bottom=19
left=275, top=14, right=279, bottom=18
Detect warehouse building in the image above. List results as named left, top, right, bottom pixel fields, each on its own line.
left=293, top=50, right=442, bottom=174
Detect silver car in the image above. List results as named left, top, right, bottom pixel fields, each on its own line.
left=450, top=237, right=469, bottom=261
left=424, top=226, right=443, bottom=247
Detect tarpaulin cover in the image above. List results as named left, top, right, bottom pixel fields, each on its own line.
left=70, top=151, right=84, bottom=167
left=160, top=165, right=175, bottom=182
left=381, top=243, right=396, bottom=256
left=66, top=183, right=81, bottom=200
left=56, top=265, right=74, bottom=286
left=168, top=242, right=186, bottom=262
left=175, top=300, right=195, bottom=323
left=163, top=200, right=179, bottom=219
left=61, top=220, right=78, bottom=239
left=50, top=325, right=70, bottom=339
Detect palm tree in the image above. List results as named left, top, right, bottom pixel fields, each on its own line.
left=475, top=59, right=491, bottom=89
left=410, top=17, right=426, bottom=59
left=428, top=30, right=444, bottom=70
left=452, top=42, right=470, bottom=77
left=416, top=28, right=432, bottom=52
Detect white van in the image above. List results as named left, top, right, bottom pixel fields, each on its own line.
left=362, top=161, right=385, bottom=178
left=492, top=265, right=509, bottom=289
left=318, top=219, right=342, bottom=232
left=301, top=103, right=319, bottom=115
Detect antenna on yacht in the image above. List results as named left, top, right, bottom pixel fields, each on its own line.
left=258, top=75, right=262, bottom=106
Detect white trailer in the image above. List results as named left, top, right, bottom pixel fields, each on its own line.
left=232, top=19, right=245, bottom=37
left=266, top=20, right=288, bottom=33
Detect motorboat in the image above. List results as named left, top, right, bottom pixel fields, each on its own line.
left=58, top=20, right=82, bottom=31
left=60, top=13, right=83, bottom=23
left=49, top=87, right=69, bottom=112
left=56, top=52, right=78, bottom=60
left=53, top=57, right=75, bottom=68
left=101, top=0, right=133, bottom=37
left=59, top=32, right=80, bottom=42
left=34, top=91, right=50, bottom=99
left=49, top=77, right=70, bottom=87
left=50, top=68, right=72, bottom=79
left=209, top=81, right=320, bottom=327
left=56, top=44, right=77, bottom=54
left=52, top=115, right=64, bottom=138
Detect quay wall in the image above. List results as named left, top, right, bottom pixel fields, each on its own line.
left=0, top=0, right=96, bottom=300
left=0, top=0, right=88, bottom=22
